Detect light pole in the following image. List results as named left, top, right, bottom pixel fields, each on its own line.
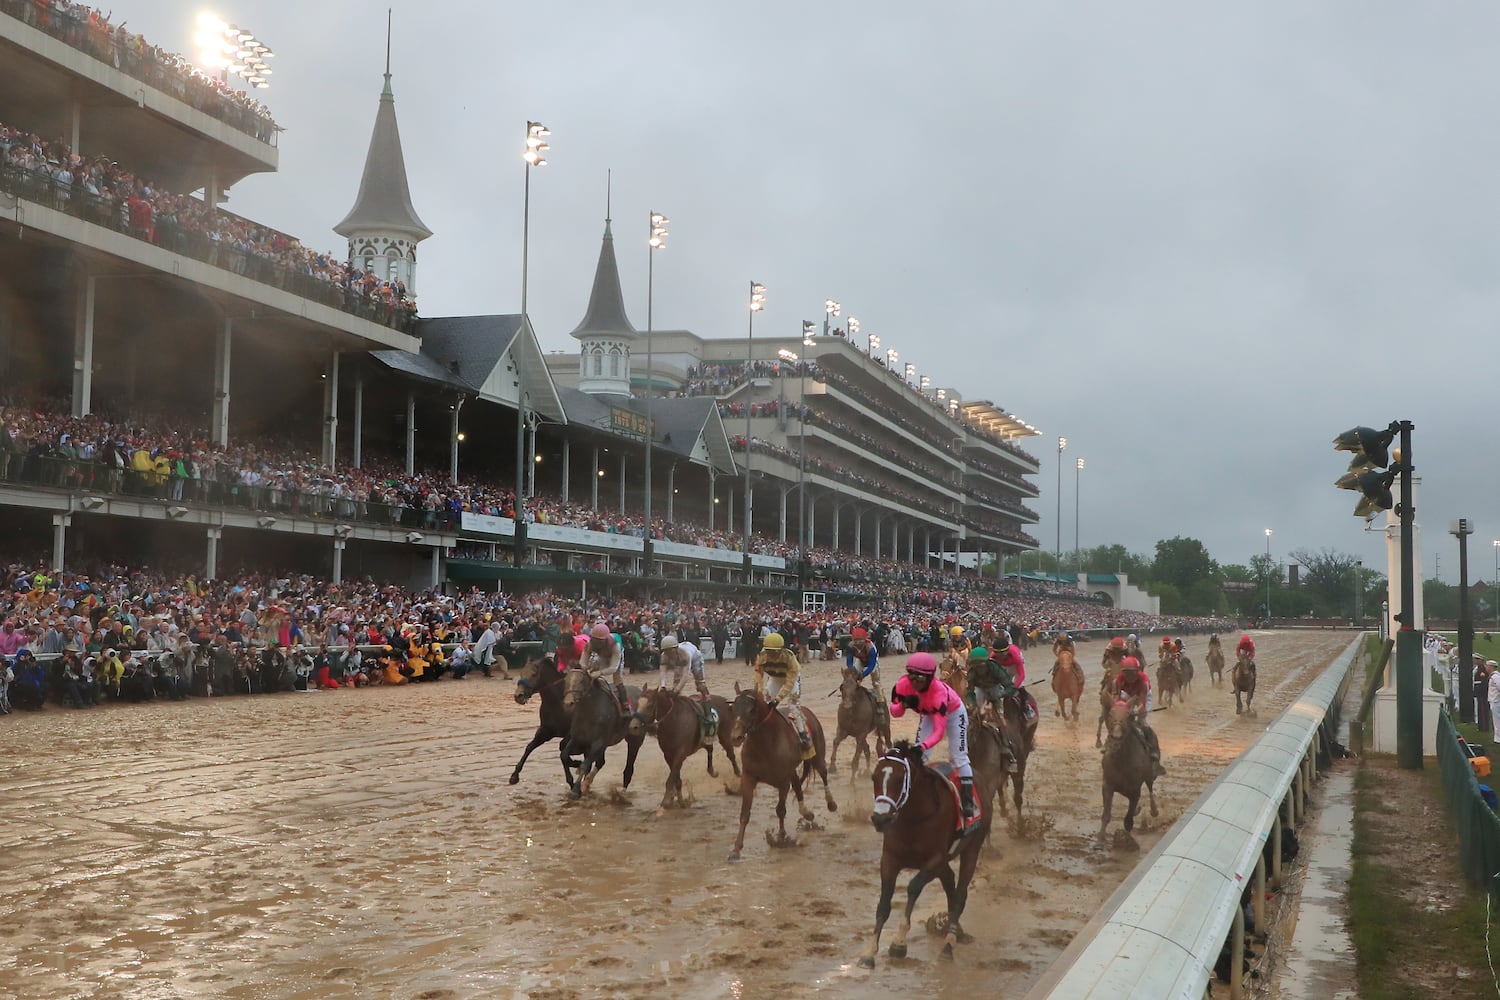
left=798, top=328, right=815, bottom=586
left=1493, top=540, right=1499, bottom=628
left=516, top=119, right=549, bottom=567
left=1264, top=527, right=1274, bottom=625
left=1055, top=436, right=1067, bottom=573
left=1074, top=457, right=1084, bottom=573
left=823, top=298, right=841, bottom=338
left=744, top=282, right=765, bottom=554
left=848, top=316, right=859, bottom=345
left=777, top=347, right=796, bottom=427
left=643, top=210, right=667, bottom=573
left=1354, top=559, right=1362, bottom=625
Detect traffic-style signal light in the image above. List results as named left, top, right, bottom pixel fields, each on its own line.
left=1333, top=422, right=1399, bottom=472
left=1336, top=467, right=1396, bottom=518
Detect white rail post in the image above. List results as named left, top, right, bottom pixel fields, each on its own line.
left=1229, top=900, right=1245, bottom=998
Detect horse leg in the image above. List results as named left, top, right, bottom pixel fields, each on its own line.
left=728, top=776, right=755, bottom=861
left=705, top=743, right=718, bottom=779
left=718, top=730, right=741, bottom=777
left=1235, top=690, right=1242, bottom=715
left=934, top=862, right=963, bottom=959
left=829, top=730, right=846, bottom=774
left=777, top=781, right=797, bottom=836
left=1123, top=790, right=1141, bottom=832
left=816, top=752, right=838, bottom=813
left=1012, top=761, right=1026, bottom=818
left=578, top=747, right=604, bottom=797
left=859, top=857, right=899, bottom=968
left=622, top=732, right=643, bottom=788
left=1099, top=785, right=1113, bottom=836
left=509, top=727, right=554, bottom=785
left=889, top=867, right=937, bottom=959
left=1148, top=778, right=1159, bottom=818
left=1095, top=712, right=1106, bottom=749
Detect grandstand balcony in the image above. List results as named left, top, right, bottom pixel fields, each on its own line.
left=0, top=5, right=278, bottom=192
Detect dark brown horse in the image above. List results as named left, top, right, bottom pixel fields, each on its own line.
left=560, top=668, right=644, bottom=800
left=1095, top=674, right=1118, bottom=748
left=858, top=742, right=990, bottom=968
left=726, top=687, right=837, bottom=861
left=831, top=672, right=891, bottom=778
left=1099, top=702, right=1159, bottom=836
left=1156, top=659, right=1183, bottom=708
left=994, top=696, right=1036, bottom=819
left=509, top=656, right=575, bottom=787
left=1206, top=645, right=1226, bottom=686
left=627, top=687, right=740, bottom=813
left=1233, top=651, right=1257, bottom=715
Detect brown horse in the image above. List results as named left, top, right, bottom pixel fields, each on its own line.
left=1099, top=702, right=1159, bottom=836
left=859, top=742, right=990, bottom=968
left=831, top=672, right=891, bottom=777
left=1094, top=674, right=1118, bottom=748
left=1050, top=649, right=1085, bottom=720
left=940, top=654, right=967, bottom=702
left=1206, top=645, right=1226, bottom=686
left=1156, top=659, right=1183, bottom=708
left=1233, top=651, right=1257, bottom=715
left=727, top=687, right=838, bottom=861
left=628, top=688, right=740, bottom=813
left=560, top=669, right=644, bottom=800
left=509, top=656, right=576, bottom=787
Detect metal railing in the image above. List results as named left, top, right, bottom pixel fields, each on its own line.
left=0, top=164, right=417, bottom=333
left=1025, top=634, right=1362, bottom=1000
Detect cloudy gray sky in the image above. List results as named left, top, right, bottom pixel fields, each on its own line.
left=127, top=1, right=1498, bottom=581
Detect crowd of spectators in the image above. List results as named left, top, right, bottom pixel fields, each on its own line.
left=0, top=555, right=1234, bottom=716
left=0, top=121, right=416, bottom=332
left=1, top=0, right=278, bottom=143
left=677, top=360, right=822, bottom=399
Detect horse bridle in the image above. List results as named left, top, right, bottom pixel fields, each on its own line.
left=873, top=748, right=913, bottom=814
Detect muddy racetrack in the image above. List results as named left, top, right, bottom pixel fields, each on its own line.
left=0, top=630, right=1352, bottom=998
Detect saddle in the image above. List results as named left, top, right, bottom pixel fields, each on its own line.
left=928, top=762, right=983, bottom=838
left=689, top=696, right=720, bottom=741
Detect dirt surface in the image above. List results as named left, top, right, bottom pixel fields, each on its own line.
left=0, top=630, right=1353, bottom=999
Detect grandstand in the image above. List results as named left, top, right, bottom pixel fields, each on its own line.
left=0, top=3, right=1045, bottom=601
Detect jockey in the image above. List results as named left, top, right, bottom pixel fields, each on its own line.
left=754, top=632, right=812, bottom=754
left=1125, top=633, right=1146, bottom=664
left=1101, top=636, right=1127, bottom=673
left=658, top=635, right=710, bottom=698
left=1237, top=634, right=1257, bottom=673
left=963, top=646, right=1021, bottom=773
left=1158, top=636, right=1177, bottom=665
left=584, top=623, right=631, bottom=717
left=1113, top=657, right=1165, bottom=776
left=890, top=652, right=978, bottom=823
left=1208, top=633, right=1223, bottom=652
left=948, top=625, right=970, bottom=659
left=845, top=627, right=887, bottom=709
left=995, top=641, right=1036, bottom=721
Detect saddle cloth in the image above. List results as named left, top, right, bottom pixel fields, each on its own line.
left=688, top=697, right=719, bottom=741
left=927, top=762, right=983, bottom=837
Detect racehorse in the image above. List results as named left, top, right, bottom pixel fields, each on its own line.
left=1206, top=645, right=1226, bottom=686
left=1099, top=701, right=1159, bottom=836
left=858, top=742, right=991, bottom=968
left=831, top=672, right=892, bottom=777
left=1094, top=674, right=1118, bottom=749
left=726, top=686, right=837, bottom=861
left=1155, top=659, right=1183, bottom=709
left=628, top=687, right=740, bottom=812
left=1050, top=649, right=1085, bottom=721
left=510, top=656, right=576, bottom=787
left=1178, top=654, right=1195, bottom=694
left=561, top=668, right=645, bottom=800
left=1233, top=651, right=1257, bottom=715
left=939, top=654, right=967, bottom=702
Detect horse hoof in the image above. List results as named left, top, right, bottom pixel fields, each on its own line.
left=941, top=943, right=955, bottom=960
left=888, top=943, right=907, bottom=959
left=727, top=851, right=741, bottom=862
left=655, top=807, right=666, bottom=818
left=508, top=774, right=520, bottom=786
left=857, top=956, right=875, bottom=970
left=567, top=787, right=582, bottom=801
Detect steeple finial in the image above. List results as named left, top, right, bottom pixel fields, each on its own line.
left=382, top=9, right=393, bottom=95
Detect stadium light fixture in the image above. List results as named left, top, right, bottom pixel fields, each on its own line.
left=196, top=13, right=273, bottom=89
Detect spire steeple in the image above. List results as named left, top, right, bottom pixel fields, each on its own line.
left=335, top=16, right=431, bottom=293
left=573, top=181, right=639, bottom=396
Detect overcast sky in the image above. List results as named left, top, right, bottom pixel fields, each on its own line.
left=122, top=1, right=1500, bottom=581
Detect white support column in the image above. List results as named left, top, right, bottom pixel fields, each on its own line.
left=352, top=367, right=364, bottom=469
left=561, top=439, right=571, bottom=504
left=854, top=508, right=863, bottom=555
left=591, top=445, right=600, bottom=510
left=332, top=539, right=346, bottom=585
left=667, top=464, right=676, bottom=523
left=908, top=527, right=916, bottom=564
left=405, top=392, right=416, bottom=476
left=322, top=351, right=340, bottom=469
left=211, top=317, right=231, bottom=446
left=779, top=486, right=789, bottom=542
left=890, top=519, right=899, bottom=561
left=68, top=86, right=82, bottom=150
left=807, top=492, right=816, bottom=547
left=51, top=514, right=70, bottom=572
left=619, top=453, right=626, bottom=514
left=71, top=274, right=95, bottom=418
left=527, top=418, right=538, bottom=498
left=429, top=546, right=442, bottom=590
left=831, top=505, right=840, bottom=552
left=873, top=515, right=883, bottom=560
left=205, top=527, right=222, bottom=580
left=449, top=405, right=461, bottom=485
left=729, top=488, right=736, bottom=536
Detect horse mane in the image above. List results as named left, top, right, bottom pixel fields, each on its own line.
left=889, top=739, right=924, bottom=763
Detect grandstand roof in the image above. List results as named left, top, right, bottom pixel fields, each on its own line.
left=960, top=400, right=1039, bottom=439
left=556, top=388, right=736, bottom=474
left=370, top=315, right=566, bottom=421
left=334, top=72, right=432, bottom=242
left=569, top=219, right=638, bottom=341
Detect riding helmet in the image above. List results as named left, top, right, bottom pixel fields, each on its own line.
left=968, top=647, right=990, bottom=661
left=660, top=635, right=679, bottom=650
left=906, top=652, right=938, bottom=675
left=762, top=632, right=785, bottom=650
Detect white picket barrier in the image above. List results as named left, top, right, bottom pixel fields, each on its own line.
left=1023, top=634, right=1362, bottom=1000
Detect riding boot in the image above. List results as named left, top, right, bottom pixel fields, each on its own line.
left=1002, top=736, right=1020, bottom=773
left=1145, top=726, right=1166, bottom=777
left=959, top=777, right=978, bottom=823
left=614, top=681, right=632, bottom=718
left=790, top=707, right=814, bottom=758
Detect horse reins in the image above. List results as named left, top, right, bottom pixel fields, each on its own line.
left=874, top=749, right=912, bottom=813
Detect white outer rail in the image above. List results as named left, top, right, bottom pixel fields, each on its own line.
left=1024, top=634, right=1362, bottom=1000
